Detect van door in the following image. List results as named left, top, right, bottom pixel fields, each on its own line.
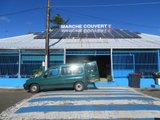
left=61, top=65, right=84, bottom=88
left=86, top=61, right=100, bottom=82
left=41, top=68, right=60, bottom=89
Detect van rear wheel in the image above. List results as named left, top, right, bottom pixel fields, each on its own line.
left=29, top=84, right=40, bottom=93
left=74, top=82, right=84, bottom=92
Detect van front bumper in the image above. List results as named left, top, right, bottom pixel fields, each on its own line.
left=23, top=83, right=29, bottom=90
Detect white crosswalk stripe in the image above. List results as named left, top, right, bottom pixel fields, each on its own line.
left=1, top=87, right=160, bottom=120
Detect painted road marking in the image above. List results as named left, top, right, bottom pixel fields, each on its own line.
left=28, top=96, right=155, bottom=102
left=0, top=87, right=160, bottom=120
left=15, top=104, right=160, bottom=113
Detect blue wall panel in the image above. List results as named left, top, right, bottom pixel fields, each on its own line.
left=0, top=78, right=28, bottom=88
left=114, top=78, right=155, bottom=88
left=113, top=70, right=133, bottom=78
left=114, top=78, right=129, bottom=86
left=0, top=78, right=156, bottom=88
left=140, top=78, right=155, bottom=88
left=95, top=78, right=155, bottom=88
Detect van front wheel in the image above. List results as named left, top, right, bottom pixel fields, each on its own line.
left=74, top=82, right=84, bottom=92
left=29, top=84, right=40, bottom=93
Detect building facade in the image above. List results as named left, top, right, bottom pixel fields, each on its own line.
left=0, top=27, right=160, bottom=87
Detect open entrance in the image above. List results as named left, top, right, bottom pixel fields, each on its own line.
left=66, top=55, right=111, bottom=78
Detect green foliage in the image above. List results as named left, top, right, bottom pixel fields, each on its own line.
left=50, top=14, right=69, bottom=29
left=27, top=32, right=34, bottom=34
left=153, top=72, right=160, bottom=78
left=107, top=75, right=113, bottom=82
left=50, top=25, right=59, bottom=29
left=33, top=67, right=44, bottom=77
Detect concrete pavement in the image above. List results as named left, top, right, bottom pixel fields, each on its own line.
left=0, top=87, right=160, bottom=120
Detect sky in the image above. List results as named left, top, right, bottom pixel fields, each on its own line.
left=0, top=0, right=160, bottom=38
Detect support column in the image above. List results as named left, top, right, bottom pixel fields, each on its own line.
left=45, top=0, right=50, bottom=70
left=18, top=49, right=21, bottom=78
left=133, top=54, right=135, bottom=72
left=158, top=49, right=160, bottom=71
left=64, top=49, right=66, bottom=64
left=110, top=48, right=114, bottom=78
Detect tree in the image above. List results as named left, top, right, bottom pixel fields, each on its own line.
left=50, top=14, right=69, bottom=29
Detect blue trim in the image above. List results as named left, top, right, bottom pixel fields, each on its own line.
left=151, top=84, right=160, bottom=88
left=66, top=54, right=110, bottom=56
left=95, top=81, right=117, bottom=87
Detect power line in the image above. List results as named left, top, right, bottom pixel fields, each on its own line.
left=54, top=1, right=160, bottom=8
left=0, top=7, right=43, bottom=17
left=1, top=1, right=160, bottom=30
left=56, top=8, right=160, bottom=29
left=1, top=1, right=160, bottom=17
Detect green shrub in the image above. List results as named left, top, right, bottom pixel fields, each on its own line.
left=33, top=67, right=44, bottom=77
left=107, top=75, right=113, bottom=82
left=153, top=72, right=160, bottom=78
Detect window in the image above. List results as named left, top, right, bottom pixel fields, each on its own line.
left=87, top=62, right=98, bottom=73
left=61, top=67, right=72, bottom=75
left=113, top=50, right=158, bottom=78
left=72, top=66, right=83, bottom=74
left=48, top=68, right=59, bottom=76
left=61, top=65, right=83, bottom=75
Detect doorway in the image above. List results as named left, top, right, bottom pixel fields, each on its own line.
left=66, top=55, right=111, bottom=77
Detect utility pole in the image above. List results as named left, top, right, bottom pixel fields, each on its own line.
left=45, top=0, right=50, bottom=71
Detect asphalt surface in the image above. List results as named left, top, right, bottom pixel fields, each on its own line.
left=0, top=87, right=160, bottom=120
left=136, top=88, right=160, bottom=99
left=0, top=88, right=32, bottom=114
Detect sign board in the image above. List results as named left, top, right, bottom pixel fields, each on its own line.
left=60, top=24, right=111, bottom=33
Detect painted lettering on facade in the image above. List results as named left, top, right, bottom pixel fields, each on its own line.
left=60, top=24, right=111, bottom=33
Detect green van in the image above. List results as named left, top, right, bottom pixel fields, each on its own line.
left=24, top=61, right=99, bottom=93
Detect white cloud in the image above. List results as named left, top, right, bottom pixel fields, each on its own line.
left=0, top=16, right=11, bottom=22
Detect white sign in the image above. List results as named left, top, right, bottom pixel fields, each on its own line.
left=60, top=24, right=111, bottom=29
left=60, top=24, right=111, bottom=33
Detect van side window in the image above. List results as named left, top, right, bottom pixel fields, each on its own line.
left=72, top=66, right=83, bottom=74
left=61, top=67, right=72, bottom=75
left=48, top=68, right=59, bottom=76
left=61, top=66, right=83, bottom=75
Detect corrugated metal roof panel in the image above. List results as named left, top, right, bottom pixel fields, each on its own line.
left=0, top=33, right=160, bottom=49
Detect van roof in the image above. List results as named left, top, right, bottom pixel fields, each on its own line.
left=49, top=63, right=85, bottom=69
left=48, top=61, right=96, bottom=69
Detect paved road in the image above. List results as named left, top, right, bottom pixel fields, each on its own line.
left=0, top=89, right=32, bottom=113
left=0, top=87, right=160, bottom=120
